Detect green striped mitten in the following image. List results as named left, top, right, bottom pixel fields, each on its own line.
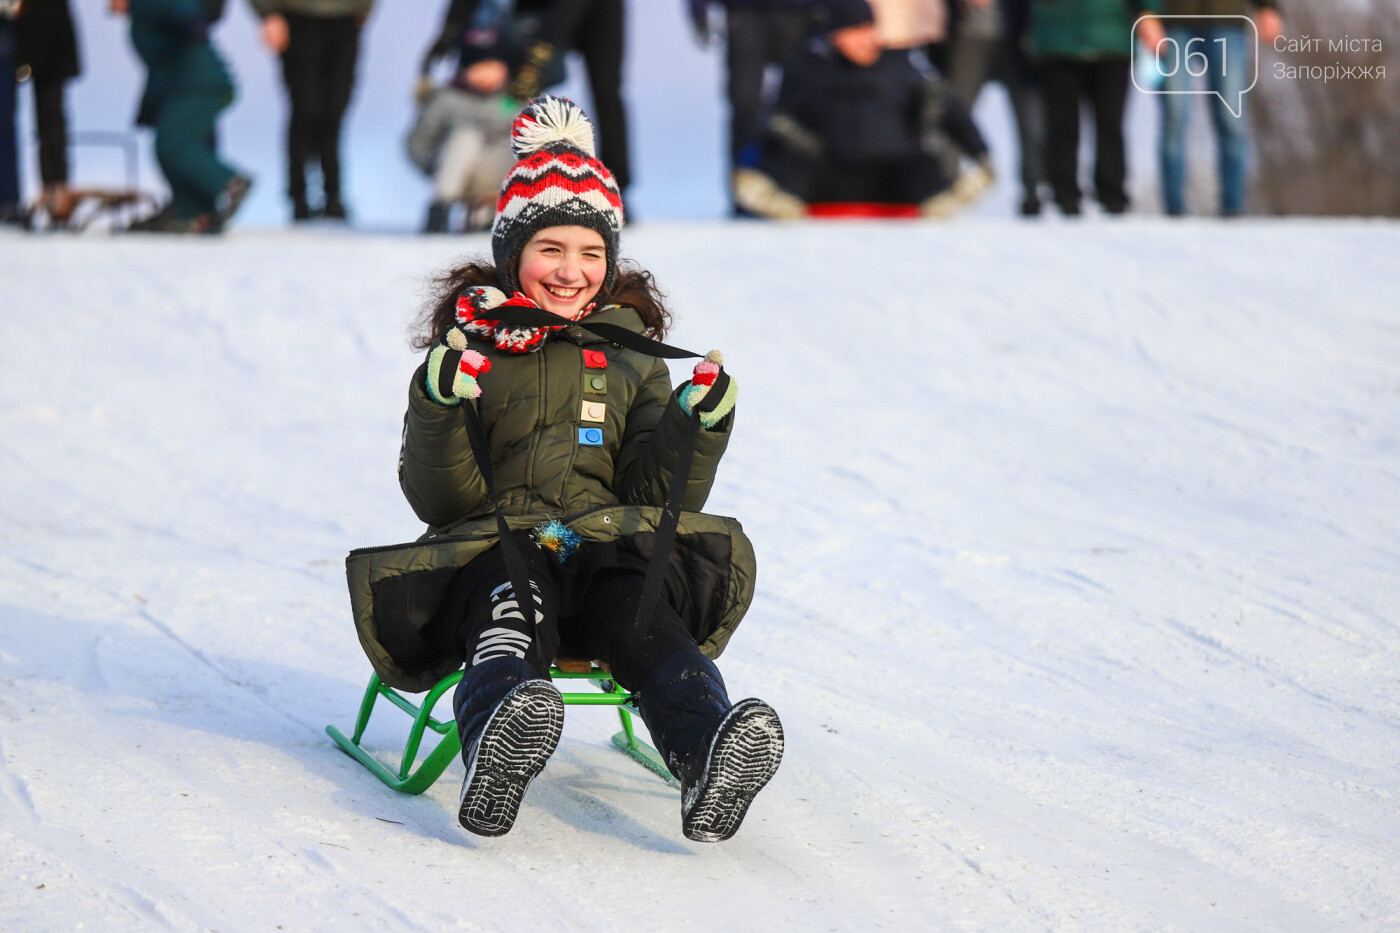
left=425, top=327, right=493, bottom=405
left=679, top=350, right=738, bottom=428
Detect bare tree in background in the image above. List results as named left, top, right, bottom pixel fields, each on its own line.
left=1249, top=0, right=1400, bottom=216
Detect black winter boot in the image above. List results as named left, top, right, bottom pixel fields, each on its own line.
left=673, top=698, right=784, bottom=842
left=636, top=652, right=784, bottom=842
left=453, top=655, right=540, bottom=746
left=453, top=658, right=563, bottom=836
left=635, top=652, right=732, bottom=775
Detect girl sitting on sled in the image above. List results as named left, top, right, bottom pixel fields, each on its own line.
left=376, top=96, right=782, bottom=842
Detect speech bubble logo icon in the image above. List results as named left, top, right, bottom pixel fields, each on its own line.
left=1131, top=15, right=1259, bottom=118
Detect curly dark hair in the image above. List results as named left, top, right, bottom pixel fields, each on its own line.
left=410, top=257, right=673, bottom=351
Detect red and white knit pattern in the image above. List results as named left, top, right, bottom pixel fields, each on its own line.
left=493, top=148, right=623, bottom=237
left=490, top=96, right=624, bottom=295
left=454, top=285, right=596, bottom=354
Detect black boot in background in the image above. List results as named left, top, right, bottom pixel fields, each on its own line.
left=636, top=652, right=784, bottom=842
left=452, top=656, right=563, bottom=836
left=424, top=201, right=450, bottom=234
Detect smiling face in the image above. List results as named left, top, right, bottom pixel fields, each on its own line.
left=516, top=225, right=608, bottom=319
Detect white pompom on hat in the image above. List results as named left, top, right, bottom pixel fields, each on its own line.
left=491, top=96, right=625, bottom=296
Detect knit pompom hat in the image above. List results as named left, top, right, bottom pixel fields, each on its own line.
left=491, top=96, right=625, bottom=296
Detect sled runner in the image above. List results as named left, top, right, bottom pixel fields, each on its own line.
left=326, top=660, right=678, bottom=795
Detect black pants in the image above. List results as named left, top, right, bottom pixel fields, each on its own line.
left=950, top=36, right=1045, bottom=205
left=724, top=8, right=814, bottom=171
left=1038, top=58, right=1129, bottom=213
left=280, top=13, right=361, bottom=206
left=439, top=535, right=734, bottom=766
left=31, top=77, right=69, bottom=187
left=437, top=538, right=701, bottom=694
left=0, top=21, right=17, bottom=208
left=535, top=0, right=629, bottom=192
left=569, top=0, right=629, bottom=192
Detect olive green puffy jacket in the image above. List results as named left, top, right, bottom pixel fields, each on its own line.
left=400, top=304, right=731, bottom=530
left=346, top=305, right=758, bottom=692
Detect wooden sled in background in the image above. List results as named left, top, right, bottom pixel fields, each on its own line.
left=22, top=132, right=160, bottom=231
left=29, top=187, right=161, bottom=231
left=326, top=660, right=678, bottom=795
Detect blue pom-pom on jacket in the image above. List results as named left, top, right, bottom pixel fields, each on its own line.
left=531, top=519, right=582, bottom=563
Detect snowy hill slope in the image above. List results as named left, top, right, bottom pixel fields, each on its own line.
left=2, top=219, right=1398, bottom=931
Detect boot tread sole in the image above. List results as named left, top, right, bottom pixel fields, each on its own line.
left=682, top=699, right=784, bottom=843
left=457, top=680, right=564, bottom=836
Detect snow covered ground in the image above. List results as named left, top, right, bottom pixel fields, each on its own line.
left=2, top=218, right=1399, bottom=931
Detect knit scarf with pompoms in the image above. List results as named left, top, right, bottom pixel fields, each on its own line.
left=454, top=285, right=597, bottom=354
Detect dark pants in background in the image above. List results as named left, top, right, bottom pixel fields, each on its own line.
left=280, top=13, right=361, bottom=211
left=32, top=76, right=69, bottom=187
left=565, top=0, right=629, bottom=192
left=0, top=21, right=19, bottom=210
left=1038, top=58, right=1129, bottom=214
left=724, top=8, right=813, bottom=172
left=155, top=90, right=236, bottom=220
left=950, top=35, right=1046, bottom=211
left=0, top=66, right=71, bottom=210
left=519, top=0, right=629, bottom=192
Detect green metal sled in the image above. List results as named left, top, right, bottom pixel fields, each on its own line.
left=326, top=661, right=678, bottom=795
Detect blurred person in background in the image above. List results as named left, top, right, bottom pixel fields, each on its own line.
left=249, top=0, right=372, bottom=222
left=112, top=0, right=251, bottom=234
left=1157, top=0, right=1282, bottom=217
left=733, top=0, right=992, bottom=219
left=0, top=0, right=81, bottom=227
left=1028, top=0, right=1162, bottom=216
left=948, top=0, right=1047, bottom=215
left=687, top=0, right=824, bottom=215
left=409, top=0, right=541, bottom=234
left=438, top=0, right=630, bottom=196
